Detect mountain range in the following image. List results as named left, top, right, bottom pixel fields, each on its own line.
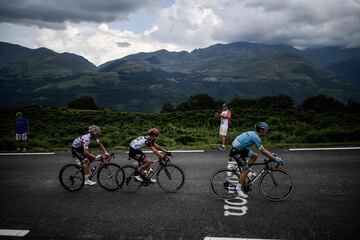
left=0, top=41, right=359, bottom=112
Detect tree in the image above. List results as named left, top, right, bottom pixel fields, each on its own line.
left=68, top=96, right=98, bottom=110
left=188, top=93, right=216, bottom=110
left=161, top=103, right=174, bottom=112
left=228, top=98, right=257, bottom=109
left=257, top=94, right=294, bottom=109
left=301, top=94, right=345, bottom=113
left=346, top=99, right=360, bottom=113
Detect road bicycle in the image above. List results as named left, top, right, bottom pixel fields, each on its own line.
left=115, top=152, right=185, bottom=193
left=210, top=156, right=292, bottom=201
left=59, top=153, right=120, bottom=191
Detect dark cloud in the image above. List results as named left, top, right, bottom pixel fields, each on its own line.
left=117, top=41, right=131, bottom=48
left=0, top=0, right=160, bottom=28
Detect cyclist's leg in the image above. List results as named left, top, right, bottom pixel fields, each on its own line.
left=238, top=151, right=257, bottom=183
left=129, top=147, right=148, bottom=179
left=138, top=157, right=152, bottom=174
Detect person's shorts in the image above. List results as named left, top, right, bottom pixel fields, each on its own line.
left=72, top=147, right=86, bottom=162
left=219, top=126, right=228, bottom=136
left=15, top=133, right=27, bottom=141
left=229, top=147, right=254, bottom=170
left=129, top=147, right=146, bottom=162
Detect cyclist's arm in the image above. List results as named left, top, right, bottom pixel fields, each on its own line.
left=259, top=146, right=276, bottom=161
left=154, top=142, right=167, bottom=152
left=96, top=139, right=108, bottom=155
left=149, top=145, right=163, bottom=159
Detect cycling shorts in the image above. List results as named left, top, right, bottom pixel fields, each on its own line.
left=72, top=147, right=86, bottom=162
left=129, top=147, right=146, bottom=162
left=229, top=147, right=253, bottom=170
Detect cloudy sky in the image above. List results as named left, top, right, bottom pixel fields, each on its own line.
left=0, top=0, right=359, bottom=66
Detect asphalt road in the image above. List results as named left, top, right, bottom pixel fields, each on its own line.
left=0, top=149, right=359, bottom=240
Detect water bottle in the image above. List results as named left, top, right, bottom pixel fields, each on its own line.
left=75, top=159, right=81, bottom=166
left=247, top=171, right=257, bottom=181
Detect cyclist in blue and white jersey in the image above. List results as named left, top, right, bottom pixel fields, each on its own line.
left=230, top=122, right=283, bottom=198
left=72, top=125, right=109, bottom=186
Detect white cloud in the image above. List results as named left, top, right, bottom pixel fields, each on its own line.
left=31, top=22, right=182, bottom=66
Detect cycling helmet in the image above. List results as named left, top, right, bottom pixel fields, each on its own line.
left=256, top=122, right=269, bottom=131
left=148, top=128, right=160, bottom=137
left=88, top=125, right=101, bottom=136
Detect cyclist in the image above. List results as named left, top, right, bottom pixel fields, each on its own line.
left=72, top=125, right=109, bottom=186
left=229, top=122, right=283, bottom=198
left=129, top=128, right=168, bottom=183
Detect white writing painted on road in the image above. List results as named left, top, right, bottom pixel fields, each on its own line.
left=224, top=161, right=248, bottom=217
left=0, top=229, right=29, bottom=237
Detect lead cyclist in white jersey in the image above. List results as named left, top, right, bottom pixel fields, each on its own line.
left=72, top=125, right=109, bottom=185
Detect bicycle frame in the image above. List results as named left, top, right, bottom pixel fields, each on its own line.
left=85, top=153, right=115, bottom=179
left=133, top=155, right=171, bottom=185
left=229, top=158, right=280, bottom=186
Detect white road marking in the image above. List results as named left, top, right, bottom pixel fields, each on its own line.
left=0, top=152, right=55, bottom=156
left=143, top=150, right=205, bottom=153
left=0, top=229, right=29, bottom=237
left=204, top=237, right=279, bottom=240
left=225, top=197, right=247, bottom=206
left=289, top=147, right=360, bottom=151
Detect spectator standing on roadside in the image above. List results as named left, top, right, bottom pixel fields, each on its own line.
left=217, top=103, right=231, bottom=150
left=15, top=112, right=29, bottom=152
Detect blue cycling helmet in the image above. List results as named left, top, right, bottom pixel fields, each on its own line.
left=256, top=122, right=269, bottom=131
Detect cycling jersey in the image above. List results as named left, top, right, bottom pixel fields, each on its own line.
left=220, top=110, right=231, bottom=128
left=72, top=133, right=99, bottom=149
left=232, top=131, right=263, bottom=150
left=130, top=136, right=155, bottom=150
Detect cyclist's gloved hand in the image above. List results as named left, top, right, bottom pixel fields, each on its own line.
left=275, top=156, right=283, bottom=166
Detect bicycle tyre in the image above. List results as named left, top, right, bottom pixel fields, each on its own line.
left=156, top=164, right=185, bottom=192
left=116, top=165, right=141, bottom=192
left=97, top=163, right=121, bottom=191
left=210, top=169, right=239, bottom=200
left=259, top=169, right=293, bottom=201
left=59, top=164, right=84, bottom=191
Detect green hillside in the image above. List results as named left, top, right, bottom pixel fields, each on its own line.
left=1, top=41, right=359, bottom=111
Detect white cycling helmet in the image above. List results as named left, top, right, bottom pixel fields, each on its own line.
left=89, top=125, right=101, bottom=136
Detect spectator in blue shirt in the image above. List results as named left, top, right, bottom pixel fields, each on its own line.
left=15, top=112, right=29, bottom=152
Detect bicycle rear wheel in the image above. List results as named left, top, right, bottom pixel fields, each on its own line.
left=97, top=163, right=121, bottom=191
left=157, top=164, right=185, bottom=192
left=210, top=169, right=239, bottom=200
left=259, top=169, right=292, bottom=201
left=59, top=164, right=84, bottom=191
left=116, top=165, right=141, bottom=192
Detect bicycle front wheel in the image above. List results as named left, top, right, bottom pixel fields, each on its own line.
left=117, top=165, right=141, bottom=192
left=97, top=163, right=121, bottom=191
left=59, top=164, right=84, bottom=191
left=157, top=164, right=185, bottom=192
left=210, top=169, right=239, bottom=200
left=259, top=169, right=293, bottom=201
